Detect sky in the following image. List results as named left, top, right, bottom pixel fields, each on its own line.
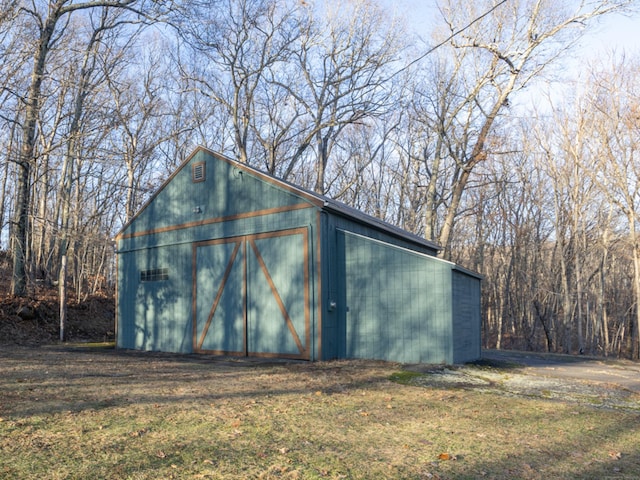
left=578, top=10, right=640, bottom=59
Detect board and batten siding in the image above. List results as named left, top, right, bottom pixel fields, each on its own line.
left=117, top=148, right=321, bottom=252
left=333, top=230, right=454, bottom=364
left=318, top=210, right=442, bottom=362
left=117, top=243, right=194, bottom=353
left=116, top=148, right=322, bottom=356
left=452, top=269, right=482, bottom=363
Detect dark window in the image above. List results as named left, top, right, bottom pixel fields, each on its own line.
left=192, top=162, right=205, bottom=182
left=140, top=268, right=169, bottom=282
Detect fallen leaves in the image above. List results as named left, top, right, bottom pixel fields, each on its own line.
left=438, top=452, right=457, bottom=461
left=2, top=348, right=639, bottom=480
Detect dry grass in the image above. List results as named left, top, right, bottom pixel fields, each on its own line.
left=1, top=345, right=639, bottom=479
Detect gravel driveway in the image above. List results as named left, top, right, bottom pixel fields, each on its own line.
left=406, top=350, right=640, bottom=412
left=482, top=349, right=640, bottom=392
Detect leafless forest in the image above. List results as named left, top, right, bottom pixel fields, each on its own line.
left=1, top=0, right=639, bottom=358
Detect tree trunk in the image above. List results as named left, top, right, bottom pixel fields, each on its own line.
left=599, top=250, right=610, bottom=356
left=0, top=156, right=8, bottom=246
left=58, top=150, right=73, bottom=341
left=58, top=253, right=68, bottom=341
left=125, top=157, right=136, bottom=221
left=10, top=158, right=30, bottom=296
left=575, top=247, right=584, bottom=354
left=631, top=224, right=640, bottom=359
left=559, top=250, right=572, bottom=354
left=34, top=151, right=50, bottom=278
left=315, top=130, right=331, bottom=195
left=423, top=130, right=445, bottom=243
left=438, top=165, right=471, bottom=259
left=10, top=12, right=58, bottom=296
left=0, top=114, right=19, bottom=249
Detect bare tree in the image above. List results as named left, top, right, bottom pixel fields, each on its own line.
left=11, top=0, right=180, bottom=296
left=538, top=92, right=609, bottom=355
left=584, top=55, right=640, bottom=358
left=281, top=0, right=403, bottom=194
left=0, top=2, right=30, bottom=251
left=415, top=0, right=632, bottom=259
left=179, top=0, right=303, bottom=165
left=461, top=61, right=638, bottom=358
left=104, top=40, right=180, bottom=221
left=57, top=7, right=139, bottom=340
left=180, top=0, right=404, bottom=194
left=9, top=0, right=152, bottom=297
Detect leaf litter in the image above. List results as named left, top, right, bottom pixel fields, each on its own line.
left=0, top=346, right=639, bottom=479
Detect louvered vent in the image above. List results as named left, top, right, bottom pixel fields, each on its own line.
left=192, top=162, right=205, bottom=182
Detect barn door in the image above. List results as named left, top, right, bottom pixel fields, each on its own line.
left=193, top=228, right=310, bottom=359
left=193, top=240, right=245, bottom=355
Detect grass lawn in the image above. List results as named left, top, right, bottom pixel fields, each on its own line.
left=0, top=345, right=638, bottom=479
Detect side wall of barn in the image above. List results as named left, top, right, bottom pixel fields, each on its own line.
left=452, top=269, right=482, bottom=363
left=320, top=210, right=461, bottom=364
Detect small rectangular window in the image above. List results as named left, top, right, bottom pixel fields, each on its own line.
left=192, top=162, right=205, bottom=182
left=140, top=268, right=169, bottom=282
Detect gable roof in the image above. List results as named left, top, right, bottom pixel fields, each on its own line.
left=116, top=146, right=441, bottom=252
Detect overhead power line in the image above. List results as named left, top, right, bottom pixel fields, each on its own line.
left=394, top=0, right=509, bottom=78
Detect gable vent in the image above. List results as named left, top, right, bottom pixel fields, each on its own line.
left=192, top=162, right=205, bottom=182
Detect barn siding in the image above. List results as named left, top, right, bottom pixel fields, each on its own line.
left=117, top=149, right=322, bottom=357
left=118, top=207, right=317, bottom=253
left=117, top=243, right=193, bottom=353
left=335, top=230, right=453, bottom=364
left=120, top=149, right=316, bottom=239
left=452, top=269, right=482, bottom=363
left=318, top=211, right=441, bottom=361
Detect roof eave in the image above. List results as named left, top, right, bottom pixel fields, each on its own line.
left=322, top=201, right=442, bottom=252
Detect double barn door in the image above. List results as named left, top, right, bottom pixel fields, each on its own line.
left=193, top=228, right=310, bottom=359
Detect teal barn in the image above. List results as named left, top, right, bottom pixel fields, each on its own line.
left=115, top=147, right=481, bottom=364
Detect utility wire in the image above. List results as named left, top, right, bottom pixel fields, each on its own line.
left=392, top=0, right=509, bottom=78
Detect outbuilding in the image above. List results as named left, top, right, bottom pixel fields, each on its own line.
left=115, top=147, right=481, bottom=363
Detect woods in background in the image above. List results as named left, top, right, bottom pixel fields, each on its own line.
left=1, top=0, right=639, bottom=357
